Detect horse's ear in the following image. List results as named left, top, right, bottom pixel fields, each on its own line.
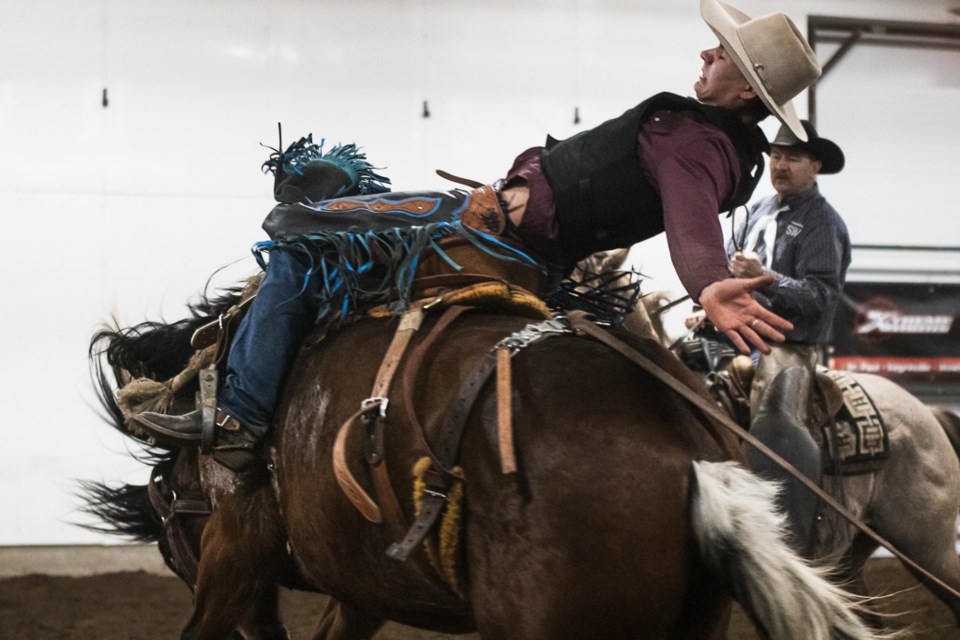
left=601, top=248, right=630, bottom=271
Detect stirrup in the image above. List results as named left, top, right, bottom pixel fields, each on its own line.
left=197, top=368, right=218, bottom=454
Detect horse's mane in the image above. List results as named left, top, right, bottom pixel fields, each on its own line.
left=77, top=476, right=167, bottom=543
left=79, top=284, right=245, bottom=542
left=94, top=286, right=245, bottom=382
left=78, top=340, right=172, bottom=541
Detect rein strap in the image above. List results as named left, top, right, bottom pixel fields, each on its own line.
left=147, top=466, right=210, bottom=590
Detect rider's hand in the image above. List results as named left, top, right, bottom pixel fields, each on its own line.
left=698, top=276, right=792, bottom=354
left=729, top=250, right=765, bottom=279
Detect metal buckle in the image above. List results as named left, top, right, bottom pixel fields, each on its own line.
left=496, top=317, right=571, bottom=355
left=361, top=396, right=389, bottom=419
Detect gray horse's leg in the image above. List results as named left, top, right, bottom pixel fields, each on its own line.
left=915, top=563, right=960, bottom=628
left=832, top=533, right=885, bottom=629
left=891, top=526, right=960, bottom=626
left=857, top=376, right=960, bottom=628
left=310, top=598, right=384, bottom=640
left=870, top=516, right=960, bottom=627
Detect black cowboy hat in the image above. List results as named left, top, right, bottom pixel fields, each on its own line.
left=770, top=120, right=845, bottom=174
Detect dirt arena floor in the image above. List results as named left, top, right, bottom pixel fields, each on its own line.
left=2, top=558, right=958, bottom=639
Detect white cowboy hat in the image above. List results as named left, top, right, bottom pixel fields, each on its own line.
left=700, top=0, right=821, bottom=141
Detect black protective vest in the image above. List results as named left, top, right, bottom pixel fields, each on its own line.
left=540, top=92, right=765, bottom=264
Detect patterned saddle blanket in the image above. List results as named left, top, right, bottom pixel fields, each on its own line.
left=818, top=368, right=890, bottom=475
left=707, top=359, right=890, bottom=476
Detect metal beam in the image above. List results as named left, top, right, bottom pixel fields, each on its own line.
left=820, top=31, right=862, bottom=78
left=807, top=15, right=960, bottom=129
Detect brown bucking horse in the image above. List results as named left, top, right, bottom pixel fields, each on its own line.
left=85, top=283, right=884, bottom=639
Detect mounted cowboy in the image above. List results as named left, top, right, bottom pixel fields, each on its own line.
left=685, top=119, right=850, bottom=554
left=133, top=0, right=823, bottom=475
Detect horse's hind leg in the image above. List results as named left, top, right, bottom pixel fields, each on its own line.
left=181, top=489, right=290, bottom=640
left=310, top=598, right=384, bottom=640
left=833, top=533, right=885, bottom=629
left=899, top=536, right=960, bottom=627
left=869, top=489, right=960, bottom=627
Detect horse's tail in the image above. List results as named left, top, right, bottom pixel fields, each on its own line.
left=931, top=405, right=960, bottom=464
left=691, top=460, right=886, bottom=640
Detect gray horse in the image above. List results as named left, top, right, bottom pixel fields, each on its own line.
left=576, top=249, right=960, bottom=629
left=814, top=374, right=960, bottom=626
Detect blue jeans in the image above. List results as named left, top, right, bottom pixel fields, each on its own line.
left=218, top=250, right=319, bottom=435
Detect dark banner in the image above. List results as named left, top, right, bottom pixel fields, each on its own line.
left=828, top=282, right=960, bottom=382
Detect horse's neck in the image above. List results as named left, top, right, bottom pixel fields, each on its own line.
left=622, top=307, right=659, bottom=342
left=623, top=293, right=671, bottom=348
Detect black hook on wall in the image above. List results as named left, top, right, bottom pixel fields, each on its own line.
left=422, top=100, right=431, bottom=118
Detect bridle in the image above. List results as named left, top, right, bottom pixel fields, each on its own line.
left=147, top=462, right=211, bottom=590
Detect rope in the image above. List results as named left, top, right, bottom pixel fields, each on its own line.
left=412, top=457, right=467, bottom=598
left=116, top=347, right=215, bottom=435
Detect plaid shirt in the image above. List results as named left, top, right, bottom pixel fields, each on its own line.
left=728, top=185, right=851, bottom=345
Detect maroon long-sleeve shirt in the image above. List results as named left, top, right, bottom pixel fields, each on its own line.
left=507, top=109, right=740, bottom=302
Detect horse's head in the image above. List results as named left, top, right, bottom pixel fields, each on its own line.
left=570, top=248, right=631, bottom=281
left=77, top=441, right=208, bottom=589
left=84, top=296, right=240, bottom=590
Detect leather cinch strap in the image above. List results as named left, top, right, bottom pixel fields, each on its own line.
left=332, top=305, right=428, bottom=527
left=566, top=310, right=960, bottom=602
left=496, top=347, right=517, bottom=474
left=389, top=334, right=501, bottom=562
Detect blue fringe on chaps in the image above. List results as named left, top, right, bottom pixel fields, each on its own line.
left=217, top=188, right=542, bottom=430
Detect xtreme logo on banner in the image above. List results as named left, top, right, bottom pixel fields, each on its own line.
left=830, top=283, right=960, bottom=383
left=855, top=301, right=954, bottom=336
